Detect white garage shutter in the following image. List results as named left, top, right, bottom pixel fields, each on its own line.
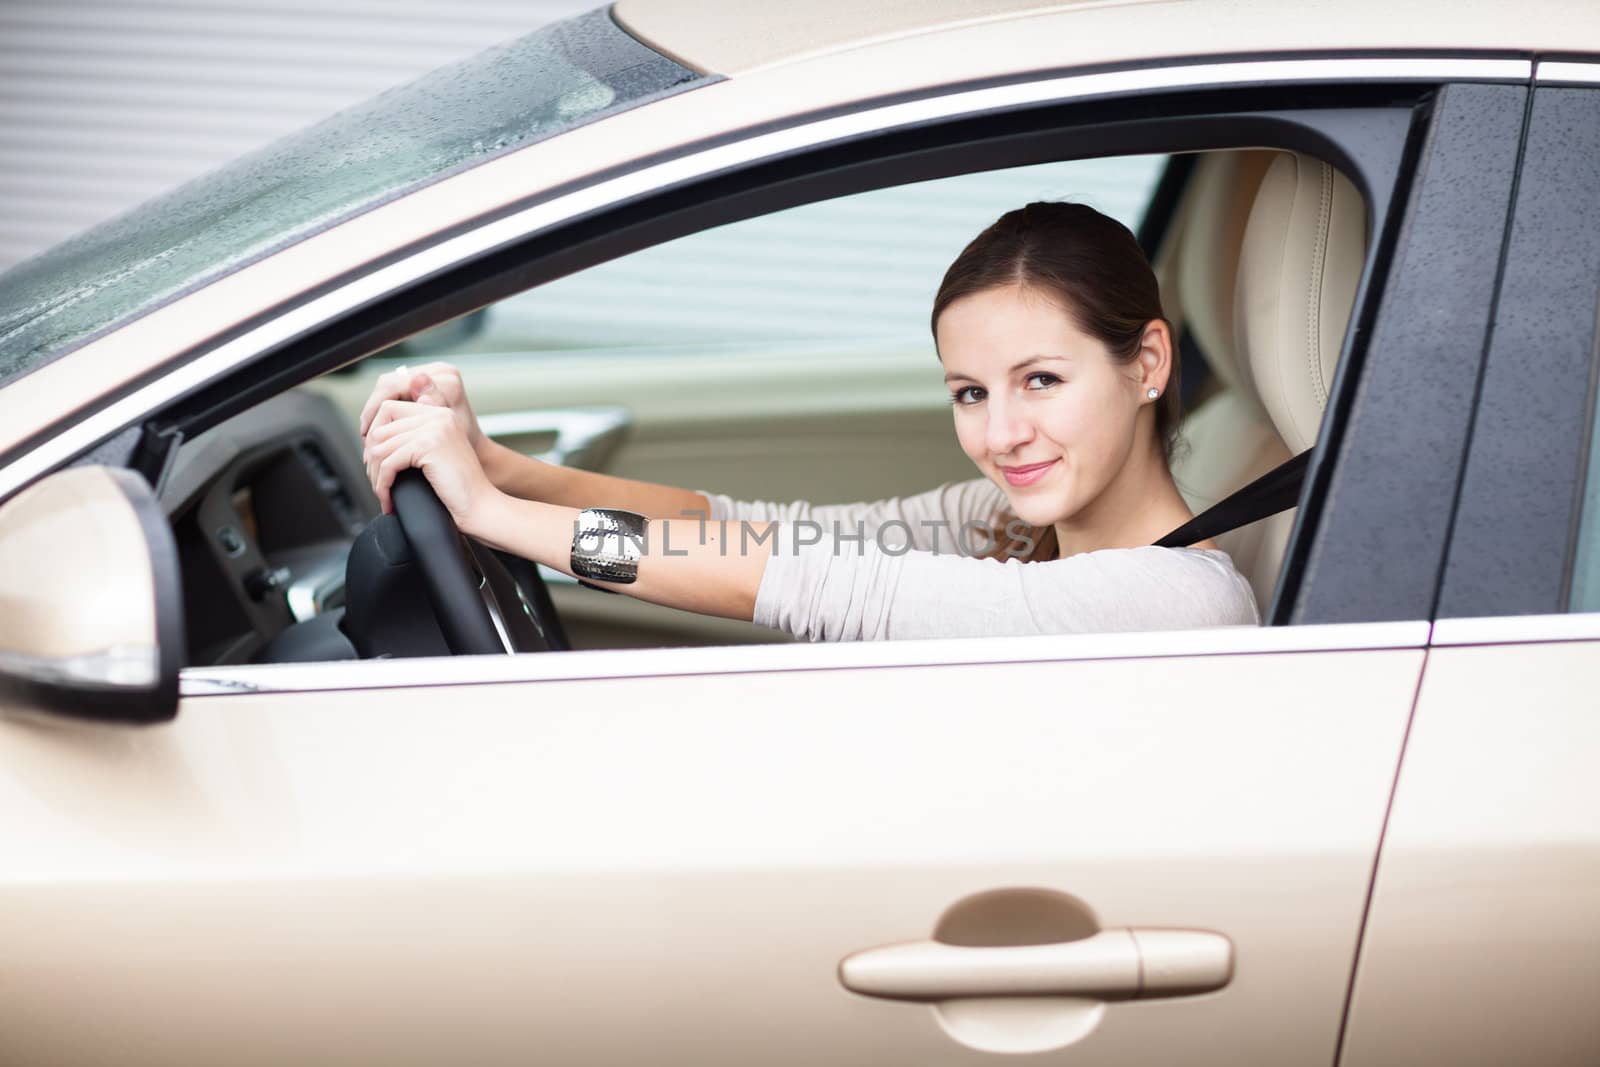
left=486, top=156, right=1171, bottom=351
left=0, top=0, right=596, bottom=272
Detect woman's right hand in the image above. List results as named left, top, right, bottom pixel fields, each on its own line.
left=358, top=360, right=487, bottom=463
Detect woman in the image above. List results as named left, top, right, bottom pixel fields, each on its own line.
left=360, top=202, right=1259, bottom=640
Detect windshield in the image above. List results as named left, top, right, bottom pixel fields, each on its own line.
left=0, top=7, right=704, bottom=390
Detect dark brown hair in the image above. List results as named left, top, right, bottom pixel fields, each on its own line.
left=931, top=201, right=1179, bottom=562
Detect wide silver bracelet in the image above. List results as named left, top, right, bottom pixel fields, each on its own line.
left=570, top=507, right=649, bottom=586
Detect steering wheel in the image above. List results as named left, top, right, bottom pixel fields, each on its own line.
left=389, top=469, right=568, bottom=654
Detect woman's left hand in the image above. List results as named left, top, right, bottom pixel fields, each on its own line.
left=362, top=391, right=498, bottom=531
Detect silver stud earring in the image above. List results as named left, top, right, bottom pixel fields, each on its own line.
left=1146, top=387, right=1160, bottom=400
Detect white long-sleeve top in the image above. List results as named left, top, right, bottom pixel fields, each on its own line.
left=700, top=478, right=1260, bottom=641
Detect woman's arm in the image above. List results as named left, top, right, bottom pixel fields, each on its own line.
left=364, top=395, right=772, bottom=621
left=469, top=493, right=771, bottom=620
left=361, top=392, right=1258, bottom=636
left=479, top=438, right=711, bottom=521
left=702, top=477, right=1007, bottom=554
left=755, top=533, right=1260, bottom=640
left=360, top=361, right=710, bottom=520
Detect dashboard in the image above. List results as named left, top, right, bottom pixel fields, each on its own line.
left=161, top=389, right=377, bottom=666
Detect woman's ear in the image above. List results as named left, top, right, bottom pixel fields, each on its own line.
left=1136, top=319, right=1174, bottom=398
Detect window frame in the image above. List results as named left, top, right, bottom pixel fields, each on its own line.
left=0, top=57, right=1535, bottom=694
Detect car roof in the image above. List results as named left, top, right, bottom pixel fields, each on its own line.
left=616, top=0, right=1600, bottom=76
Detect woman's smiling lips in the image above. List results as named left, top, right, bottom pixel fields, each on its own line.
left=998, top=459, right=1059, bottom=486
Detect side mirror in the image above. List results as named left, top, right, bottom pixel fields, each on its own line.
left=0, top=466, right=183, bottom=724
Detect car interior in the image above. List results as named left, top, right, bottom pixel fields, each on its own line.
left=159, top=146, right=1368, bottom=667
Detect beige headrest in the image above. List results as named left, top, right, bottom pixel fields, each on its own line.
left=1235, top=153, right=1367, bottom=453
left=1175, top=150, right=1277, bottom=394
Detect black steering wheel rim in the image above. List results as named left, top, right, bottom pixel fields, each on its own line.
left=389, top=469, right=565, bottom=654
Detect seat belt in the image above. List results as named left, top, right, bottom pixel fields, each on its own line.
left=1154, top=450, right=1310, bottom=548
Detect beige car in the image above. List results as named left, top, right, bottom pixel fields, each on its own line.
left=1, top=1, right=1598, bottom=1064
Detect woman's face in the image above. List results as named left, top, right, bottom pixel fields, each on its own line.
left=936, top=283, right=1153, bottom=529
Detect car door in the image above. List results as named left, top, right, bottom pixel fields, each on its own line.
left=0, top=65, right=1522, bottom=1067
left=1339, top=68, right=1600, bottom=1066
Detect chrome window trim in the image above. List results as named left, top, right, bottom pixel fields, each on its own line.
left=1430, top=613, right=1600, bottom=646
left=179, top=619, right=1431, bottom=697
left=0, top=55, right=1529, bottom=502
left=1534, top=60, right=1600, bottom=85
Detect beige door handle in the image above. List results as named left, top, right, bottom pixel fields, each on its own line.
left=838, top=929, right=1232, bottom=1001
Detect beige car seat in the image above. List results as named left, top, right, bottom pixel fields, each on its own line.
left=1167, top=149, right=1367, bottom=617
left=1236, top=152, right=1367, bottom=458
left=1165, top=150, right=1291, bottom=613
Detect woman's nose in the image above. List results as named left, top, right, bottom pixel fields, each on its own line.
left=985, top=401, right=1034, bottom=457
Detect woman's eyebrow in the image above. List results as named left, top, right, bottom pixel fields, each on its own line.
left=944, top=353, right=1071, bottom=384
left=1010, top=353, right=1072, bottom=372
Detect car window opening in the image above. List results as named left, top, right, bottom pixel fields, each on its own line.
left=161, top=146, right=1369, bottom=669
